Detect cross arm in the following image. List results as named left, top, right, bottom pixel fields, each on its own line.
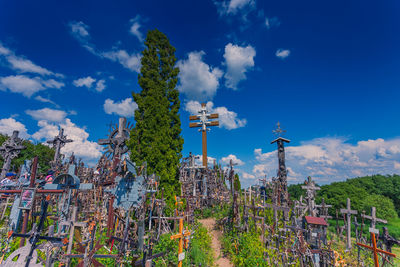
left=356, top=242, right=396, bottom=258
left=340, top=209, right=357, bottom=215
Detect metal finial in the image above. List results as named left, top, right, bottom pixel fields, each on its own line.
left=272, top=122, right=286, bottom=137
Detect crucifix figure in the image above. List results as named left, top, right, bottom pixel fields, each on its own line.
left=0, top=131, right=25, bottom=178
left=301, top=176, right=320, bottom=216
left=271, top=122, right=290, bottom=206
left=340, top=198, right=357, bottom=250
left=189, top=103, right=219, bottom=167
left=47, top=128, right=73, bottom=168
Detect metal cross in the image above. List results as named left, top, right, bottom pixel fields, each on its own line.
left=0, top=131, right=25, bottom=178
left=272, top=122, right=286, bottom=137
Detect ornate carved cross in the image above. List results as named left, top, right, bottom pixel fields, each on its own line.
left=0, top=131, right=25, bottom=178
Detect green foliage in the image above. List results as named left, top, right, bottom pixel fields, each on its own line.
left=128, top=29, right=184, bottom=214
left=288, top=183, right=305, bottom=200
left=152, top=223, right=214, bottom=266
left=361, top=194, right=398, bottom=220
left=222, top=229, right=268, bottom=266
left=0, top=133, right=54, bottom=175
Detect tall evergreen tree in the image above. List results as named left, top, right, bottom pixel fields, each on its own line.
left=128, top=29, right=183, bottom=210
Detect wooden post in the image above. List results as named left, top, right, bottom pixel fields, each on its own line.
left=202, top=129, right=207, bottom=167
left=170, top=216, right=191, bottom=267
left=340, top=198, right=357, bottom=250
left=357, top=232, right=396, bottom=267
left=189, top=103, right=219, bottom=169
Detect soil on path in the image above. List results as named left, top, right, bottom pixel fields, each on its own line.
left=199, top=218, right=233, bottom=267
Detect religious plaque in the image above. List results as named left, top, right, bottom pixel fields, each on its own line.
left=18, top=188, right=36, bottom=210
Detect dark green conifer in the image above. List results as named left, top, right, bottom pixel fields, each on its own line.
left=128, top=29, right=183, bottom=211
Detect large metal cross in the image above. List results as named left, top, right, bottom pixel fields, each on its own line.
left=340, top=198, right=357, bottom=250
left=47, top=128, right=73, bottom=168
left=98, top=117, right=131, bottom=160
left=0, top=131, right=25, bottom=178
left=189, top=103, right=219, bottom=167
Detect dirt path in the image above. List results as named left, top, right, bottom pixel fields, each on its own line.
left=199, top=218, right=233, bottom=267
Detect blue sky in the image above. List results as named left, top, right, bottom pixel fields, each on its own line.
left=0, top=0, right=399, bottom=188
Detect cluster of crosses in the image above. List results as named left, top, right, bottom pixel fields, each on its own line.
left=0, top=111, right=399, bottom=267
left=0, top=117, right=199, bottom=266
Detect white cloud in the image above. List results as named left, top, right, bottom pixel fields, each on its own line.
left=0, top=118, right=29, bottom=139
left=195, top=155, right=217, bottom=167
left=95, top=79, right=106, bottom=92
left=276, top=49, right=290, bottom=59
left=129, top=15, right=144, bottom=42
left=68, top=21, right=90, bottom=40
left=73, top=76, right=96, bottom=88
left=102, top=50, right=141, bottom=72
left=185, top=101, right=246, bottom=130
left=265, top=17, right=280, bottom=29
left=215, top=0, right=255, bottom=15
left=220, top=154, right=244, bottom=166
left=242, top=172, right=255, bottom=180
left=223, top=43, right=255, bottom=90
left=0, top=75, right=63, bottom=98
left=0, top=42, right=61, bottom=76
left=34, top=95, right=58, bottom=107
left=104, top=98, right=138, bottom=117
left=68, top=21, right=142, bottom=72
left=250, top=136, right=400, bottom=184
left=32, top=119, right=102, bottom=162
left=26, top=108, right=67, bottom=122
left=177, top=51, right=223, bottom=101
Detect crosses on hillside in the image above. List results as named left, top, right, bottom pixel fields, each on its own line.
left=340, top=198, right=357, bottom=250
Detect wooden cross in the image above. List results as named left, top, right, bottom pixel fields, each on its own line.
left=340, top=198, right=357, bottom=250
left=189, top=103, right=219, bottom=167
left=46, top=128, right=73, bottom=168
left=170, top=214, right=191, bottom=267
left=362, top=206, right=387, bottom=234
left=0, top=130, right=25, bottom=178
left=357, top=232, right=396, bottom=267
left=315, top=198, right=332, bottom=220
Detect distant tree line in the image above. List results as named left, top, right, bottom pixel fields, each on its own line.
left=288, top=174, right=400, bottom=220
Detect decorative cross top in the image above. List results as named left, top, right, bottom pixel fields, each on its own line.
left=272, top=122, right=286, bottom=137
left=0, top=131, right=25, bottom=178
left=340, top=198, right=357, bottom=250
left=189, top=103, right=219, bottom=167
left=362, top=207, right=387, bottom=234
left=98, top=117, right=132, bottom=160
left=47, top=128, right=73, bottom=168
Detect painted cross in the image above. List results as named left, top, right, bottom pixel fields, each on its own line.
left=46, top=128, right=73, bottom=168
left=0, top=131, right=25, bottom=178
left=357, top=232, right=396, bottom=267
left=189, top=103, right=219, bottom=167
left=340, top=198, right=357, bottom=250
left=170, top=215, right=191, bottom=267
left=361, top=206, right=387, bottom=234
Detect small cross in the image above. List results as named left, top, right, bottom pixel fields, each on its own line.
left=272, top=122, right=286, bottom=137
left=362, top=206, right=387, bottom=234
left=340, top=198, right=357, bottom=250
